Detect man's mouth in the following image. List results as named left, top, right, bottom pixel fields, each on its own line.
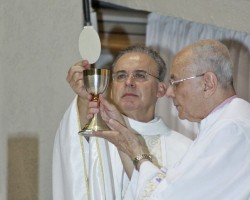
left=122, top=93, right=138, bottom=98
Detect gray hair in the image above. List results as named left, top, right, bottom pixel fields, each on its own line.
left=189, top=39, right=234, bottom=88
left=112, top=45, right=167, bottom=82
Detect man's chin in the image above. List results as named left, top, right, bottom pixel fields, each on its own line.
left=177, top=111, right=187, bottom=120
left=120, top=103, right=138, bottom=112
left=178, top=114, right=185, bottom=120
left=178, top=113, right=199, bottom=122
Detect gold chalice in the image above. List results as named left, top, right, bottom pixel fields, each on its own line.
left=78, top=68, right=110, bottom=137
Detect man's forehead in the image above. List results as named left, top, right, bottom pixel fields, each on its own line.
left=114, top=53, right=156, bottom=71
left=124, top=53, right=141, bottom=61
left=170, top=60, right=184, bottom=78
left=174, top=48, right=192, bottom=64
left=170, top=49, right=193, bottom=76
left=117, top=52, right=150, bottom=62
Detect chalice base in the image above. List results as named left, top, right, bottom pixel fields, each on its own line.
left=78, top=113, right=110, bottom=137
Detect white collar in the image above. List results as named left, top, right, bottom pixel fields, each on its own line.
left=123, top=116, right=170, bottom=136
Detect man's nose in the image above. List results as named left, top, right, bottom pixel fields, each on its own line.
left=125, top=74, right=136, bottom=87
left=165, top=85, right=175, bottom=98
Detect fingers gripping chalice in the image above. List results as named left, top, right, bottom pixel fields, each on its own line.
left=78, top=68, right=110, bottom=137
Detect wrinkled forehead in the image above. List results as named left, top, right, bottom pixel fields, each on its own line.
left=170, top=49, right=194, bottom=77
left=113, top=52, right=158, bottom=72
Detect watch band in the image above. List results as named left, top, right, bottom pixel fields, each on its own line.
left=133, top=153, right=152, bottom=170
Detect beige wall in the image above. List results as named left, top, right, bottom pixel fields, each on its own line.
left=1, top=0, right=250, bottom=199
left=1, top=0, right=82, bottom=199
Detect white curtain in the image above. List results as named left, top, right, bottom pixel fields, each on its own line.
left=146, top=13, right=250, bottom=139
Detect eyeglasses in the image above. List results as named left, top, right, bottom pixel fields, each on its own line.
left=112, top=70, right=159, bottom=82
left=169, top=73, right=205, bottom=89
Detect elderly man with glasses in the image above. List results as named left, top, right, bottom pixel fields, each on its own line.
left=53, top=45, right=191, bottom=200
left=90, top=40, right=250, bottom=200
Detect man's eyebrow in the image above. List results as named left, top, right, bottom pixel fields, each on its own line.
left=115, top=70, right=126, bottom=73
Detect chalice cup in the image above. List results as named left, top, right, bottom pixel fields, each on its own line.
left=78, top=68, right=110, bottom=137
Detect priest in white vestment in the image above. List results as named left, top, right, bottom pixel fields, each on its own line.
left=125, top=97, right=250, bottom=200
left=52, top=45, right=192, bottom=200
left=90, top=40, right=250, bottom=200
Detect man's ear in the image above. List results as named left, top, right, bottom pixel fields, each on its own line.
left=203, top=72, right=217, bottom=98
left=157, top=82, right=167, bottom=97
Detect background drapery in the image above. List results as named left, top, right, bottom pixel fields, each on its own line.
left=146, top=13, right=250, bottom=139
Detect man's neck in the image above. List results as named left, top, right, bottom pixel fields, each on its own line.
left=122, top=111, right=155, bottom=123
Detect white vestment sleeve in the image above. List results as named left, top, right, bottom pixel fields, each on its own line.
left=52, top=97, right=90, bottom=200
left=136, top=161, right=164, bottom=199
left=53, top=96, right=120, bottom=200
left=137, top=119, right=250, bottom=199
left=150, top=122, right=250, bottom=200
left=123, top=170, right=139, bottom=199
left=124, top=161, right=164, bottom=200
